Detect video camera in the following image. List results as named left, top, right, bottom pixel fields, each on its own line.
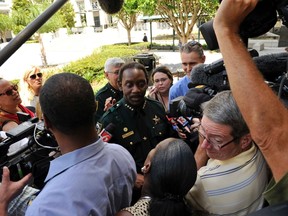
left=0, top=116, right=59, bottom=189
left=200, top=0, right=288, bottom=50
left=167, top=86, right=216, bottom=140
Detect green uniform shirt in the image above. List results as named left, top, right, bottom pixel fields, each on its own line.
left=97, top=97, right=175, bottom=173
left=264, top=172, right=288, bottom=205
left=95, top=83, right=123, bottom=122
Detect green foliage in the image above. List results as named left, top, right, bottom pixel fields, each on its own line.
left=11, top=0, right=31, bottom=12
left=61, top=44, right=145, bottom=83
left=141, top=0, right=219, bottom=43
left=11, top=0, right=32, bottom=34
left=199, top=0, right=219, bottom=22
left=11, top=0, right=67, bottom=35
left=59, top=2, right=76, bottom=29
left=115, top=0, right=147, bottom=44
left=0, top=14, right=14, bottom=42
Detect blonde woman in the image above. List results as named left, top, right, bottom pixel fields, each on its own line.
left=19, top=66, right=43, bottom=119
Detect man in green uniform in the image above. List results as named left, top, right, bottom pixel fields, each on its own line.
left=97, top=62, right=176, bottom=203
left=95, top=57, right=125, bottom=122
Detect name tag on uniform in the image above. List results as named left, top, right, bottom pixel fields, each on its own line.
left=122, top=131, right=134, bottom=139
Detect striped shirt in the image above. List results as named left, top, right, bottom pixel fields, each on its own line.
left=185, top=144, right=269, bottom=215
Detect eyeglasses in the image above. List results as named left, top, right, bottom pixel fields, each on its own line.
left=196, top=124, right=238, bottom=150
left=29, top=73, right=43, bottom=80
left=107, top=70, right=119, bottom=75
left=154, top=78, right=168, bottom=84
left=0, top=85, right=18, bottom=97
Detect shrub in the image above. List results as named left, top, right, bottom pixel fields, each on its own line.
left=61, top=44, right=143, bottom=84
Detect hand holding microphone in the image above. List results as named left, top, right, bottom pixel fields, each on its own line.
left=99, top=123, right=115, bottom=142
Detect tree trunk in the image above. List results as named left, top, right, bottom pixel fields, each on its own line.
left=38, top=33, right=48, bottom=67
left=127, top=29, right=131, bottom=46
left=0, top=32, right=6, bottom=43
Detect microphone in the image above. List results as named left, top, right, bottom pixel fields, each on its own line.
left=196, top=49, right=259, bottom=76
left=190, top=63, right=228, bottom=90
left=98, top=0, right=124, bottom=14
left=99, top=123, right=115, bottom=142
left=253, top=52, right=288, bottom=81
left=190, top=52, right=288, bottom=89
left=176, top=116, right=191, bottom=134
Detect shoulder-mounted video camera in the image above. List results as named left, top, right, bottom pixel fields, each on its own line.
left=200, top=0, right=288, bottom=50
left=0, top=115, right=59, bottom=189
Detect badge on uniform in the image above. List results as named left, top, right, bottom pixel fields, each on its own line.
left=153, top=115, right=160, bottom=125
left=122, top=130, right=134, bottom=139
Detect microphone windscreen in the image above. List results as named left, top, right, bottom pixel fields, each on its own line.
left=253, top=52, right=288, bottom=81
left=105, top=123, right=116, bottom=133
left=98, top=0, right=124, bottom=14
left=190, top=64, right=227, bottom=90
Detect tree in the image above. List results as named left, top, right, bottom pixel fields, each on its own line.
left=146, top=0, right=219, bottom=44
left=11, top=0, right=73, bottom=66
left=115, top=0, right=143, bottom=45
left=30, top=3, right=65, bottom=66
left=11, top=0, right=32, bottom=34
left=0, top=14, right=14, bottom=42
left=59, top=2, right=76, bottom=29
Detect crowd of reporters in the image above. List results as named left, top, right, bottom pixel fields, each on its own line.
left=1, top=0, right=288, bottom=215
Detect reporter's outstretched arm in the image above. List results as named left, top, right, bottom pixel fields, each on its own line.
left=213, top=0, right=288, bottom=182
left=0, top=167, right=32, bottom=216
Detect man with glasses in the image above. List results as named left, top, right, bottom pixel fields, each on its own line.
left=168, top=41, right=206, bottom=103
left=185, top=90, right=269, bottom=215
left=95, top=57, right=125, bottom=122
left=213, top=0, right=288, bottom=211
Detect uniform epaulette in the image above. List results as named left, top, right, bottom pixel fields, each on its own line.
left=101, top=102, right=122, bottom=119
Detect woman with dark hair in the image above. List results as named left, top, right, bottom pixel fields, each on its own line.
left=116, top=138, right=197, bottom=216
left=148, top=66, right=173, bottom=112
left=0, top=78, right=35, bottom=131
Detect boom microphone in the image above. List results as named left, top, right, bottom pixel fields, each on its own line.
left=190, top=52, right=288, bottom=89
left=98, top=0, right=124, bottom=14
left=253, top=52, right=288, bottom=81
left=190, top=63, right=228, bottom=90
left=203, top=49, right=259, bottom=76
left=99, top=123, right=115, bottom=142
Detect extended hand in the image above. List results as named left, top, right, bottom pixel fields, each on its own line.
left=0, top=167, right=32, bottom=214
left=134, top=173, right=144, bottom=189
left=104, top=97, right=116, bottom=111
left=214, top=0, right=258, bottom=33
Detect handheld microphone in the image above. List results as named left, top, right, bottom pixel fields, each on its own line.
left=99, top=123, right=115, bottom=142
left=176, top=116, right=191, bottom=134
left=98, top=0, right=124, bottom=14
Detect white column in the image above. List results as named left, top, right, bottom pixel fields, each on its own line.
left=84, top=0, right=95, bottom=27
left=70, top=0, right=82, bottom=27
